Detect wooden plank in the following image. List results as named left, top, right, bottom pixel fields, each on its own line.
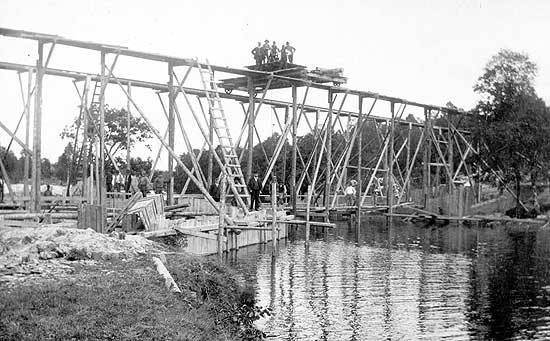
left=267, top=219, right=335, bottom=228
left=174, top=226, right=227, bottom=242
left=138, top=229, right=177, bottom=238
left=107, top=192, right=143, bottom=232
left=0, top=220, right=40, bottom=228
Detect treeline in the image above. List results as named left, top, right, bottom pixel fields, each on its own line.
left=1, top=146, right=54, bottom=183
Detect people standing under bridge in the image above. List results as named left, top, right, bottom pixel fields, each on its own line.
left=269, top=41, right=279, bottom=63
left=114, top=170, right=124, bottom=192
left=345, top=180, right=357, bottom=206
left=138, top=170, right=150, bottom=198
left=153, top=174, right=165, bottom=194
left=126, top=171, right=139, bottom=194
left=0, top=176, right=4, bottom=203
left=125, top=171, right=132, bottom=193
left=248, top=172, right=262, bottom=211
left=106, top=171, right=113, bottom=196
left=284, top=42, right=296, bottom=63
left=261, top=40, right=270, bottom=64
left=251, top=42, right=262, bottom=66
left=43, top=184, right=52, bottom=197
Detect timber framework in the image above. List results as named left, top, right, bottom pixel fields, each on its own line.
left=0, top=27, right=480, bottom=230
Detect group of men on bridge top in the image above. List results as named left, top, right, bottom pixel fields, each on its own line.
left=251, top=40, right=296, bottom=66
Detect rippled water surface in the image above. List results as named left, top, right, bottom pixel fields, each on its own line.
left=228, top=219, right=550, bottom=340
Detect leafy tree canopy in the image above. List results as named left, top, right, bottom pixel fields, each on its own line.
left=472, top=49, right=550, bottom=208
left=61, top=105, right=153, bottom=159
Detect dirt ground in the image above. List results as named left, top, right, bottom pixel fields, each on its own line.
left=0, top=224, right=169, bottom=286
left=0, top=225, right=267, bottom=340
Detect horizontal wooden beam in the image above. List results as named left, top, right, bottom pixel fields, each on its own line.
left=0, top=26, right=469, bottom=115
left=0, top=61, right=470, bottom=133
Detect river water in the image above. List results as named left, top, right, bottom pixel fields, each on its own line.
left=227, top=219, right=550, bottom=340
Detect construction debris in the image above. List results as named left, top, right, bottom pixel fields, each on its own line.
left=0, top=224, right=168, bottom=284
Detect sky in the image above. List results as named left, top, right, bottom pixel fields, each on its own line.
left=1, top=0, right=549, bottom=168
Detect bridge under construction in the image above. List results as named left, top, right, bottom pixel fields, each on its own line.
left=0, top=27, right=481, bottom=236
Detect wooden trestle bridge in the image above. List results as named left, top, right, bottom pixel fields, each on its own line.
left=0, top=27, right=480, bottom=232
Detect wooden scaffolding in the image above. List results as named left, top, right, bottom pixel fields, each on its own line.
left=0, top=27, right=479, bottom=229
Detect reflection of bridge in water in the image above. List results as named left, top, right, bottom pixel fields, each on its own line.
left=0, top=27, right=479, bottom=233
left=230, top=220, right=550, bottom=340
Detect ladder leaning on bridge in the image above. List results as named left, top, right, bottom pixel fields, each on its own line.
left=196, top=59, right=250, bottom=213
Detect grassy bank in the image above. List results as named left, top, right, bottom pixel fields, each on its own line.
left=0, top=254, right=268, bottom=340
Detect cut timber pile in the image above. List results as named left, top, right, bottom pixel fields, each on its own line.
left=308, top=67, right=348, bottom=84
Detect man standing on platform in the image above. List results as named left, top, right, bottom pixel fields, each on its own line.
left=269, top=41, right=280, bottom=63
left=251, top=42, right=262, bottom=66
left=261, top=40, right=270, bottom=64
left=284, top=42, right=296, bottom=63
left=248, top=172, right=262, bottom=211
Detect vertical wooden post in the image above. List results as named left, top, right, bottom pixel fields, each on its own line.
left=23, top=71, right=33, bottom=204
left=356, top=96, right=363, bottom=226
left=282, top=106, right=288, bottom=204
left=31, top=42, right=44, bottom=213
left=406, top=122, right=412, bottom=201
left=271, top=181, right=277, bottom=252
left=324, top=91, right=333, bottom=215
left=305, top=185, right=312, bottom=245
left=423, top=109, right=431, bottom=208
left=94, top=141, right=99, bottom=204
left=208, top=104, right=214, bottom=188
left=291, top=85, right=297, bottom=214
left=99, top=51, right=107, bottom=232
left=383, top=124, right=389, bottom=206
left=447, top=113, right=454, bottom=195
left=313, top=110, right=319, bottom=180
left=167, top=63, right=175, bottom=205
left=81, top=76, right=90, bottom=200
left=218, top=175, right=226, bottom=260
left=388, top=102, right=395, bottom=216
left=126, top=82, right=132, bottom=177
left=247, top=77, right=254, bottom=180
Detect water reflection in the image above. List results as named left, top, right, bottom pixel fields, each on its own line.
left=229, top=220, right=550, bottom=340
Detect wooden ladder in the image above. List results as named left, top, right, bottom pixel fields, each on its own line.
left=197, top=60, right=250, bottom=213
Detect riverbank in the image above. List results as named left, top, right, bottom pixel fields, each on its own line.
left=0, top=226, right=268, bottom=340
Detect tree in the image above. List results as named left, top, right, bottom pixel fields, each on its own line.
left=60, top=105, right=154, bottom=184
left=472, top=49, right=550, bottom=211
left=55, top=143, right=73, bottom=182
left=41, top=158, right=52, bottom=179
left=0, top=146, right=23, bottom=183
left=61, top=105, right=153, bottom=167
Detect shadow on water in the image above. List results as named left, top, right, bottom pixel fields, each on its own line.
left=225, top=218, right=550, bottom=340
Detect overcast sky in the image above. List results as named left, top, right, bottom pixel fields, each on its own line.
left=1, top=0, right=549, bottom=166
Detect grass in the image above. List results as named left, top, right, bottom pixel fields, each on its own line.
left=0, top=254, right=266, bottom=340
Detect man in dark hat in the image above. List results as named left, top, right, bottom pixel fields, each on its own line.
left=248, top=172, right=262, bottom=211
